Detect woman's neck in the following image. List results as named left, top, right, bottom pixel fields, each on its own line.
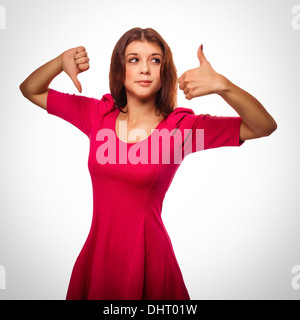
left=123, top=92, right=160, bottom=125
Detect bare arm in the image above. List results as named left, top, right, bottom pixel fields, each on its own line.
left=19, top=46, right=90, bottom=111
left=218, top=77, right=277, bottom=140
left=19, top=55, right=63, bottom=110
left=178, top=45, right=277, bottom=141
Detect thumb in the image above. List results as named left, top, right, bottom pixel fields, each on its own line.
left=70, top=72, right=82, bottom=93
left=197, top=44, right=207, bottom=66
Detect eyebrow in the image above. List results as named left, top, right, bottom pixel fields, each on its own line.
left=125, top=53, right=163, bottom=58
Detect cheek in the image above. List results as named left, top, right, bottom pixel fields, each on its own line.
left=154, top=67, right=161, bottom=81
left=125, top=70, right=130, bottom=82
left=154, top=68, right=162, bottom=85
left=124, top=66, right=134, bottom=84
left=125, top=66, right=137, bottom=79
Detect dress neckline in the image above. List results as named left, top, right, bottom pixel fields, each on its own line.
left=113, top=108, right=166, bottom=145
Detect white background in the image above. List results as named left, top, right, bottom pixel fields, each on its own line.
left=0, top=0, right=299, bottom=299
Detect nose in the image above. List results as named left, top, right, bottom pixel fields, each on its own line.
left=140, top=60, right=150, bottom=75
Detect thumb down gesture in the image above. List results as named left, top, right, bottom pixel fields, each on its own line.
left=61, top=46, right=90, bottom=93
left=178, top=44, right=227, bottom=100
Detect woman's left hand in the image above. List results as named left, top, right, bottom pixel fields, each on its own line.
left=178, top=45, right=228, bottom=100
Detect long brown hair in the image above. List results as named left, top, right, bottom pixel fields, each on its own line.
left=109, top=27, right=177, bottom=117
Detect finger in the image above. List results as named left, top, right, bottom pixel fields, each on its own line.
left=197, top=44, right=207, bottom=66
left=178, top=73, right=186, bottom=84
left=75, top=57, right=90, bottom=65
left=76, top=46, right=86, bottom=54
left=178, top=81, right=186, bottom=90
left=78, top=63, right=89, bottom=72
left=185, top=93, right=192, bottom=100
left=183, top=87, right=190, bottom=95
left=70, top=73, right=82, bottom=93
left=75, top=51, right=88, bottom=59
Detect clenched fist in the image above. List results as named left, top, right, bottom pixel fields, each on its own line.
left=60, top=46, right=90, bottom=93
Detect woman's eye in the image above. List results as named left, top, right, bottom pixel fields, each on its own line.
left=152, top=58, right=161, bottom=63
left=128, top=57, right=161, bottom=64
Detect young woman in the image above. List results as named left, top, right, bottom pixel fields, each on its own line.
left=19, top=27, right=277, bottom=300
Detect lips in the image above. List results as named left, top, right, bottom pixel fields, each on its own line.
left=136, top=80, right=153, bottom=87
left=136, top=80, right=152, bottom=84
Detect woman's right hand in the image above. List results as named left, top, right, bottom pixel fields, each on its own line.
left=60, top=46, right=90, bottom=93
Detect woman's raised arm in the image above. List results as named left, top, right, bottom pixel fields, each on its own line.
left=178, top=45, right=277, bottom=141
left=19, top=46, right=90, bottom=111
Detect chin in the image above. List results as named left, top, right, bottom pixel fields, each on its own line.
left=136, top=87, right=161, bottom=98
left=128, top=90, right=157, bottom=101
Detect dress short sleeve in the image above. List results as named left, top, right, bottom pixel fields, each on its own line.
left=166, top=107, right=245, bottom=155
left=46, top=88, right=115, bottom=137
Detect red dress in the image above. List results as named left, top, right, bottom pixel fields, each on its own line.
left=46, top=88, right=244, bottom=300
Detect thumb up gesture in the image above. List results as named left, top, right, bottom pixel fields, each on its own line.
left=178, top=45, right=227, bottom=100
left=61, top=46, right=90, bottom=93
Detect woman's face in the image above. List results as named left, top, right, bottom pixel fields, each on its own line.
left=123, top=40, right=163, bottom=102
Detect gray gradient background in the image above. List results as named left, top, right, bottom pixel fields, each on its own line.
left=0, top=0, right=299, bottom=299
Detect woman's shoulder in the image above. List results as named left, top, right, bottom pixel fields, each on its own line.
left=166, top=106, right=196, bottom=128
left=48, top=89, right=116, bottom=116
left=74, top=91, right=116, bottom=116
left=99, top=93, right=117, bottom=116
